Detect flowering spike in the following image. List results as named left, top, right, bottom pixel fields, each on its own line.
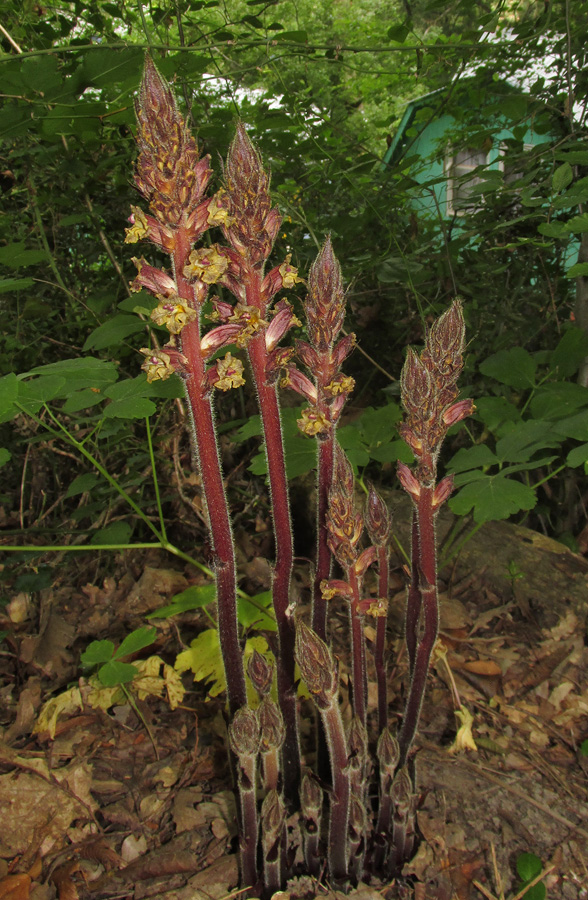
left=224, top=122, right=281, bottom=265
left=306, top=235, right=345, bottom=350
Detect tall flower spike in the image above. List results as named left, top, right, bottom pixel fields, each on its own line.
left=224, top=122, right=281, bottom=266
left=134, top=55, right=212, bottom=236
left=306, top=235, right=346, bottom=350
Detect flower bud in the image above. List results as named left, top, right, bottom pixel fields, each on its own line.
left=229, top=706, right=260, bottom=758
left=258, top=697, right=285, bottom=752
left=365, top=484, right=391, bottom=546
left=301, top=773, right=323, bottom=814
left=247, top=649, right=274, bottom=696
left=377, top=727, right=400, bottom=775
left=295, top=621, right=338, bottom=708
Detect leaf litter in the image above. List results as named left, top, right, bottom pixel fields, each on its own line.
left=0, top=505, right=587, bottom=900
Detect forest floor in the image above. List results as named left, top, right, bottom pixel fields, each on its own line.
left=1, top=492, right=588, bottom=900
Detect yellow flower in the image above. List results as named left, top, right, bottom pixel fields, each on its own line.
left=125, top=206, right=150, bottom=244
left=140, top=348, right=175, bottom=382
left=214, top=352, right=246, bottom=391
left=184, top=245, right=229, bottom=284
left=324, top=375, right=355, bottom=396
left=150, top=297, right=198, bottom=334
left=229, top=303, right=268, bottom=346
left=207, top=191, right=235, bottom=227
left=279, top=254, right=304, bottom=289
left=297, top=406, right=330, bottom=436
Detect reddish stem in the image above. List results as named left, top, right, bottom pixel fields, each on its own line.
left=173, top=231, right=247, bottom=718
left=404, top=511, right=422, bottom=677
left=348, top=567, right=367, bottom=730
left=247, top=329, right=300, bottom=801
left=374, top=543, right=390, bottom=734
left=397, top=487, right=438, bottom=767
left=312, top=433, right=336, bottom=641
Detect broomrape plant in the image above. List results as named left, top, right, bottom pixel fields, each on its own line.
left=126, top=55, right=473, bottom=896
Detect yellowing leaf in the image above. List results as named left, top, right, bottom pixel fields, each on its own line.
left=34, top=686, right=82, bottom=738
left=163, top=663, right=185, bottom=710
left=175, top=630, right=270, bottom=699
left=86, top=677, right=124, bottom=711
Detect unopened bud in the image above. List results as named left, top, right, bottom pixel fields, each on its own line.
left=365, top=484, right=391, bottom=546
left=247, top=649, right=274, bottom=696
left=377, top=727, right=400, bottom=775
left=295, top=620, right=337, bottom=708
left=258, top=697, right=285, bottom=752
left=301, top=773, right=323, bottom=813
left=261, top=788, right=286, bottom=836
left=348, top=716, right=368, bottom=772
left=229, top=706, right=260, bottom=758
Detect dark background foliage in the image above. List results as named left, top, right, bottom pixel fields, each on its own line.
left=2, top=0, right=588, bottom=558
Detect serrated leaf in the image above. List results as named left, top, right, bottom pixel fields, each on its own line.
left=148, top=583, right=217, bottom=618
left=479, top=348, right=537, bottom=389
left=448, top=475, right=536, bottom=523
left=495, top=420, right=561, bottom=463
left=0, top=277, right=35, bottom=293
left=552, top=162, right=573, bottom=192
left=63, top=389, right=106, bottom=413
left=175, top=628, right=225, bottom=696
left=26, top=358, right=118, bottom=389
left=65, top=473, right=99, bottom=498
left=475, top=396, right=521, bottom=431
left=537, top=221, right=567, bottom=238
left=564, top=212, right=588, bottom=233
left=98, top=659, right=139, bottom=687
left=81, top=639, right=116, bottom=666
left=0, top=373, right=19, bottom=421
left=115, top=626, right=157, bottom=659
left=0, top=448, right=11, bottom=468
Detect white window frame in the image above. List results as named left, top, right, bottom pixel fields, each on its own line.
left=445, top=147, right=492, bottom=217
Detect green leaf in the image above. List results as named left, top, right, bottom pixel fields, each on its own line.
left=564, top=212, right=588, bottom=233
left=475, top=397, right=521, bottom=432
left=387, top=23, right=411, bottom=42
left=26, top=358, right=118, bottom=390
left=114, top=626, right=156, bottom=659
left=550, top=328, right=588, bottom=377
left=0, top=243, right=49, bottom=269
left=65, top=473, right=99, bottom=498
left=530, top=383, right=588, bottom=420
left=0, top=277, right=35, bottom=293
left=479, top=348, right=537, bottom=389
left=0, top=373, right=20, bottom=422
left=103, top=396, right=156, bottom=419
left=17, top=376, right=66, bottom=415
left=83, top=315, right=146, bottom=351
left=552, top=162, right=573, bottom=192
left=0, top=448, right=11, bottom=468
left=495, top=420, right=561, bottom=463
left=273, top=30, right=307, bottom=42
left=516, top=852, right=544, bottom=892
left=62, top=389, right=106, bottom=413
left=565, top=262, right=588, bottom=278
left=238, top=591, right=276, bottom=630
left=98, top=660, right=139, bottom=687
left=580, top=739, right=588, bottom=756
left=81, top=639, right=116, bottom=666
left=148, top=584, right=217, bottom=618
left=537, top=221, right=567, bottom=238
left=447, top=444, right=499, bottom=473
left=90, top=522, right=133, bottom=545
left=449, top=475, right=536, bottom=523
left=566, top=443, right=588, bottom=467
